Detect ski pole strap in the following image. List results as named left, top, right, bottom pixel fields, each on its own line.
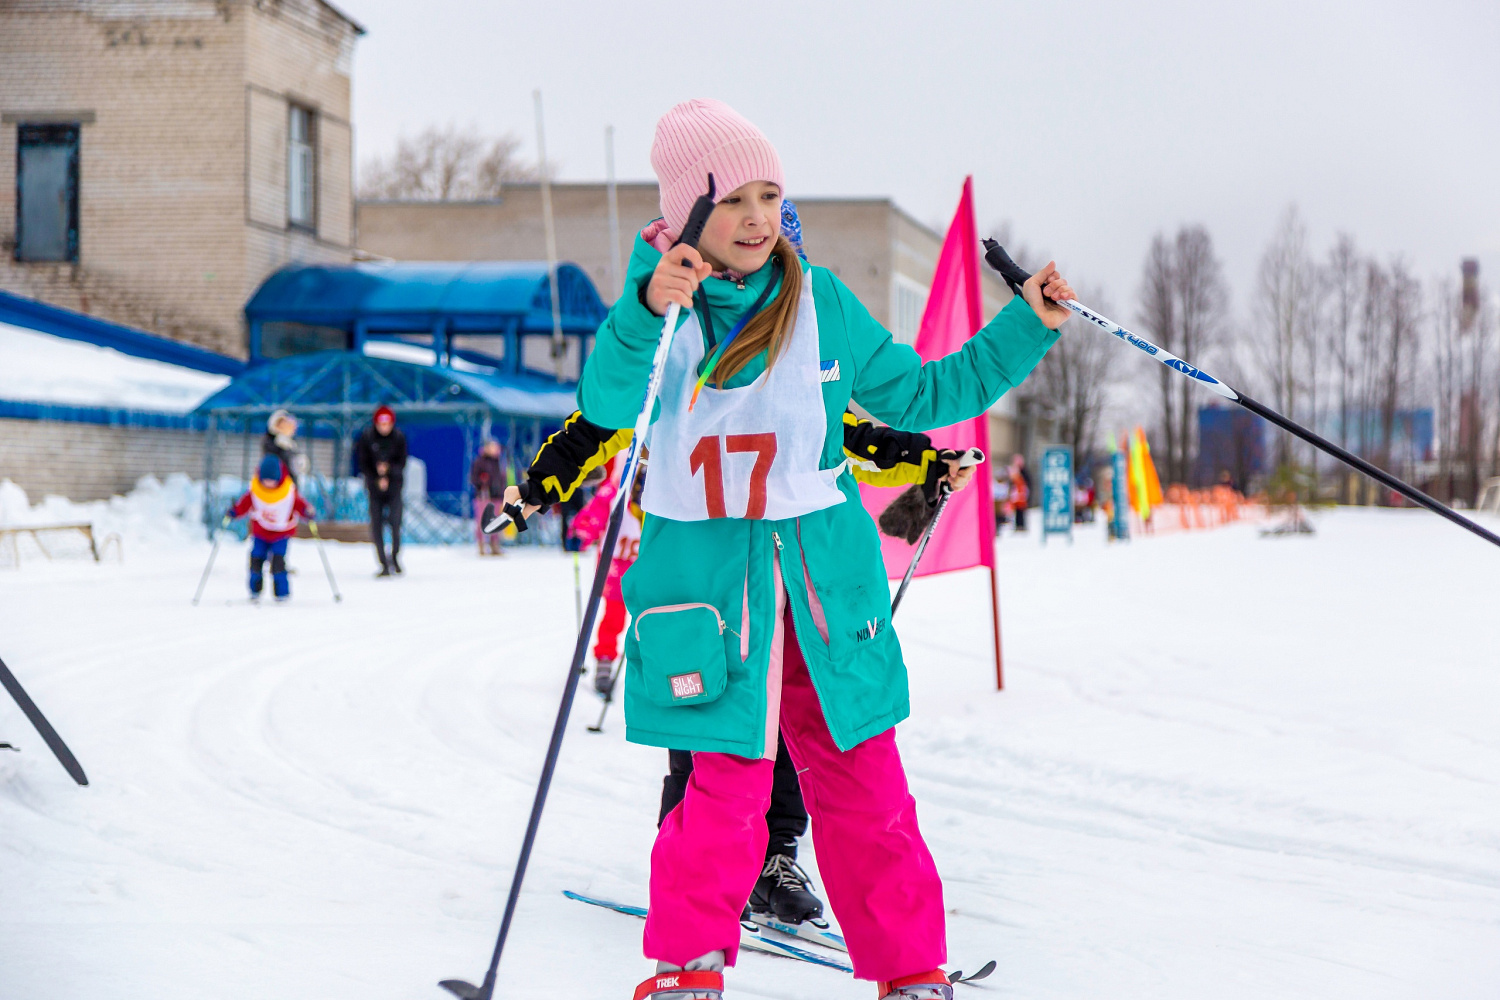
left=504, top=501, right=528, bottom=532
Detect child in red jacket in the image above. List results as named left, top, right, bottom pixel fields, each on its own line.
left=229, top=455, right=313, bottom=601
left=567, top=458, right=646, bottom=695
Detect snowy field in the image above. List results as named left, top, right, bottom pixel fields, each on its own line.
left=2, top=506, right=1499, bottom=999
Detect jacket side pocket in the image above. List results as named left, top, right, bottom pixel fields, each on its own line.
left=632, top=602, right=731, bottom=707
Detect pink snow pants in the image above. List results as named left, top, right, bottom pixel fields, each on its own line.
left=644, top=608, right=946, bottom=982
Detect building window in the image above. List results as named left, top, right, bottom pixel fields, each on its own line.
left=259, top=320, right=348, bottom=359
left=891, top=273, right=929, bottom=346
left=15, top=124, right=80, bottom=262
left=287, top=105, right=316, bottom=230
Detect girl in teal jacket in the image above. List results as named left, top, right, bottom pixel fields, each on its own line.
left=586, top=100, right=1075, bottom=1000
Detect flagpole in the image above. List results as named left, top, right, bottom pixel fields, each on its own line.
left=989, top=562, right=1004, bottom=690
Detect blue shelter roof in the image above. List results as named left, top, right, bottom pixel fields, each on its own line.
left=244, top=261, right=607, bottom=333
left=0, top=289, right=246, bottom=376
left=193, top=350, right=578, bottom=422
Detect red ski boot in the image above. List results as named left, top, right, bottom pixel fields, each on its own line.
left=633, top=970, right=724, bottom=1000
left=877, top=969, right=953, bottom=999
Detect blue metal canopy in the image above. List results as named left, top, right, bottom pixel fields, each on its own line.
left=193, top=350, right=578, bottom=422
left=246, top=260, right=602, bottom=329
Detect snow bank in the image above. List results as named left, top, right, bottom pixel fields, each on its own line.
left=0, top=320, right=229, bottom=413
left=0, top=474, right=211, bottom=556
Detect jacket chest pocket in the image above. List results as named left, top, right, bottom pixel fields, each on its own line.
left=632, top=603, right=731, bottom=707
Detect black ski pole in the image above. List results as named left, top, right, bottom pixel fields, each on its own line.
left=586, top=651, right=625, bottom=734
left=889, top=448, right=986, bottom=616
left=0, top=655, right=88, bottom=786
left=440, top=176, right=719, bottom=1000
left=981, top=240, right=1500, bottom=552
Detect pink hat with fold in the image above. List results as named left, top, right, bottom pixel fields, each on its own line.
left=650, top=98, right=785, bottom=238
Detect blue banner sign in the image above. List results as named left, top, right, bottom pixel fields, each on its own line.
left=1110, top=450, right=1130, bottom=541
left=1041, top=446, right=1073, bottom=544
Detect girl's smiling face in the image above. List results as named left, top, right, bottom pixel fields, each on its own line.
left=696, top=180, right=783, bottom=274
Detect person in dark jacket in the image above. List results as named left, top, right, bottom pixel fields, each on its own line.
left=356, top=404, right=407, bottom=576
left=469, top=439, right=506, bottom=556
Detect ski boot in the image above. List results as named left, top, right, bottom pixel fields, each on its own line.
left=748, top=853, right=824, bottom=923
left=594, top=658, right=615, bottom=696
left=877, top=970, right=953, bottom=999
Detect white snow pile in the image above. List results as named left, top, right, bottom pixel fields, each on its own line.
left=1, top=507, right=1498, bottom=999
left=0, top=474, right=212, bottom=555
left=0, top=320, right=229, bottom=413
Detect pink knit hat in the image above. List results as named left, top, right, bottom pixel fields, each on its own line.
left=651, top=99, right=784, bottom=238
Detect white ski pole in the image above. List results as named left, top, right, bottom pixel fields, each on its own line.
left=308, top=522, right=342, bottom=603
left=981, top=240, right=1500, bottom=552
left=441, top=175, right=719, bottom=1000
left=191, top=516, right=231, bottom=606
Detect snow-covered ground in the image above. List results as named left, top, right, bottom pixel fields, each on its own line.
left=2, top=508, right=1498, bottom=999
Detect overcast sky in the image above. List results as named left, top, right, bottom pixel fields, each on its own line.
left=341, top=0, right=1499, bottom=329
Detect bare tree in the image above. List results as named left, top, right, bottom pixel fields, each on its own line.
left=1138, top=234, right=1178, bottom=479
left=1171, top=226, right=1228, bottom=483
left=1431, top=276, right=1461, bottom=499
left=1255, top=206, right=1318, bottom=468
left=1325, top=234, right=1363, bottom=500
left=1135, top=226, right=1228, bottom=483
left=360, top=124, right=542, bottom=200
left=1026, top=284, right=1120, bottom=466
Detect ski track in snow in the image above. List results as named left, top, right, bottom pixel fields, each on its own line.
left=2, top=508, right=1499, bottom=998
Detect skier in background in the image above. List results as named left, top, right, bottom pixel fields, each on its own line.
left=262, top=409, right=307, bottom=486
left=227, top=456, right=312, bottom=603
left=565, top=456, right=644, bottom=695
left=1008, top=453, right=1031, bottom=532
left=469, top=439, right=507, bottom=557
left=357, top=405, right=407, bottom=576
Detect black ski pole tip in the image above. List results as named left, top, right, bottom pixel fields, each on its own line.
left=438, top=979, right=485, bottom=1000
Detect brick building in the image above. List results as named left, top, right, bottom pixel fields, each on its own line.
left=357, top=185, right=1025, bottom=454
left=0, top=0, right=362, bottom=359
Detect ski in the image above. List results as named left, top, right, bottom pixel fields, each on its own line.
left=746, top=911, right=848, bottom=953
left=0, top=655, right=88, bottom=786
left=949, top=959, right=997, bottom=985
left=563, top=890, right=854, bottom=973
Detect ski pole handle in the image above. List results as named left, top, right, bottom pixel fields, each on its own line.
left=675, top=174, right=716, bottom=255
left=981, top=240, right=1033, bottom=298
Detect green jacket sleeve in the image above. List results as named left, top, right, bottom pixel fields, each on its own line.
left=818, top=269, right=1059, bottom=432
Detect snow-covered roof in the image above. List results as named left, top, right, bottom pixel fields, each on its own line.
left=0, top=320, right=230, bottom=415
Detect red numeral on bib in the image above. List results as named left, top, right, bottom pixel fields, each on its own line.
left=689, top=433, right=779, bottom=519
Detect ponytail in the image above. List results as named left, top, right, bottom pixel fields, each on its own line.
left=708, top=235, right=803, bottom=387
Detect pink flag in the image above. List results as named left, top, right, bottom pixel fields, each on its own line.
left=860, top=176, right=993, bottom=580
left=859, top=177, right=1004, bottom=686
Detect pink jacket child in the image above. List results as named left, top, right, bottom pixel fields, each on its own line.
left=568, top=471, right=643, bottom=690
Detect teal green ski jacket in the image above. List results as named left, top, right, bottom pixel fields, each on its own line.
left=580, top=234, right=1058, bottom=758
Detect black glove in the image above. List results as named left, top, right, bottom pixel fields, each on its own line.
left=518, top=478, right=553, bottom=513
left=920, top=449, right=963, bottom=507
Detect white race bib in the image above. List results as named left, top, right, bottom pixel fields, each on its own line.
left=642, top=267, right=845, bottom=522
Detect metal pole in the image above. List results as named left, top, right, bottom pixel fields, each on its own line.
left=605, top=125, right=622, bottom=302
left=534, top=89, right=566, bottom=381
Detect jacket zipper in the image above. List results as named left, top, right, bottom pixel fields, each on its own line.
left=772, top=529, right=800, bottom=651
left=632, top=602, right=727, bottom=641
